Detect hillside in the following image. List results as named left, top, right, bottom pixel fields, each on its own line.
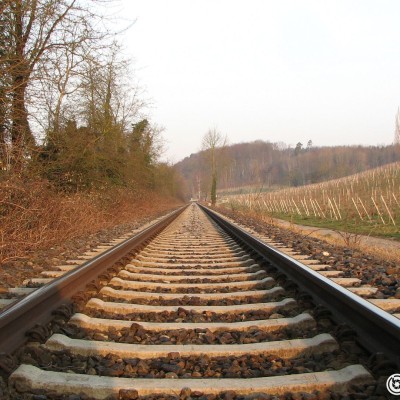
left=175, top=141, right=400, bottom=198
left=224, top=162, right=400, bottom=238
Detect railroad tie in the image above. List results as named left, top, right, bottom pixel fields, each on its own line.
left=9, top=204, right=375, bottom=399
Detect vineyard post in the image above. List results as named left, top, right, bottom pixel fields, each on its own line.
left=392, top=193, right=400, bottom=208
left=310, top=199, right=319, bottom=217
left=328, top=197, right=339, bottom=220
left=371, top=197, right=386, bottom=224
left=333, top=197, right=342, bottom=219
left=381, top=195, right=396, bottom=226
left=358, top=198, right=372, bottom=221
left=351, top=197, right=364, bottom=220
left=315, top=199, right=326, bottom=218
left=292, top=199, right=302, bottom=216
left=311, top=199, right=321, bottom=218
left=303, top=198, right=310, bottom=216
left=281, top=199, right=287, bottom=213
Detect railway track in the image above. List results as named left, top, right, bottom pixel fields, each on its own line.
left=1, top=203, right=400, bottom=399
left=0, top=212, right=179, bottom=311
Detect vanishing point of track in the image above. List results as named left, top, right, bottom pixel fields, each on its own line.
left=1, top=203, right=400, bottom=399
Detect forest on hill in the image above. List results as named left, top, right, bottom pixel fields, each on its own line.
left=176, top=140, right=400, bottom=198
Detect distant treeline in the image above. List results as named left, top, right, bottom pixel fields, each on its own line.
left=176, top=140, right=400, bottom=196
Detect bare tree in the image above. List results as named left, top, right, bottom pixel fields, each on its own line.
left=78, top=42, right=144, bottom=137
left=202, top=128, right=227, bottom=206
left=45, top=29, right=89, bottom=135
left=1, top=0, right=111, bottom=167
left=0, top=4, right=13, bottom=169
left=394, top=107, right=400, bottom=145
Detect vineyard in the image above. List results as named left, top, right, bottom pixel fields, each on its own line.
left=223, top=162, right=400, bottom=238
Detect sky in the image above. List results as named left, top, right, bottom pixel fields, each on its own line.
left=115, top=0, right=400, bottom=162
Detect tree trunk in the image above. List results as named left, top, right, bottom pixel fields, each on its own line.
left=0, top=86, right=8, bottom=169
left=10, top=74, right=36, bottom=165
left=211, top=173, right=217, bottom=206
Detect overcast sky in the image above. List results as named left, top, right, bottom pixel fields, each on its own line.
left=117, top=0, right=400, bottom=162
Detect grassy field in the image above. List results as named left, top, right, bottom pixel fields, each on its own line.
left=217, top=185, right=285, bottom=196
left=224, top=162, right=400, bottom=239
left=270, top=213, right=400, bottom=239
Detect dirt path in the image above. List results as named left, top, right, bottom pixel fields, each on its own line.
left=274, top=218, right=400, bottom=252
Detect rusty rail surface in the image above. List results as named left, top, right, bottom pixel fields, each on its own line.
left=0, top=206, right=187, bottom=355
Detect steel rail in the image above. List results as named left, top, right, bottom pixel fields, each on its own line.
left=200, top=204, right=400, bottom=368
left=0, top=205, right=187, bottom=355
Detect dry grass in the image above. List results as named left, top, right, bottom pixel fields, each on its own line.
left=0, top=178, right=182, bottom=263
left=285, top=221, right=400, bottom=265
left=309, top=231, right=400, bottom=272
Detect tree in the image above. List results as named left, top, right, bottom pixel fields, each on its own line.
left=38, top=42, right=150, bottom=190
left=0, top=4, right=13, bottom=169
left=294, top=142, right=303, bottom=156
left=202, top=128, right=227, bottom=206
left=1, top=0, right=111, bottom=167
left=394, top=108, right=400, bottom=145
